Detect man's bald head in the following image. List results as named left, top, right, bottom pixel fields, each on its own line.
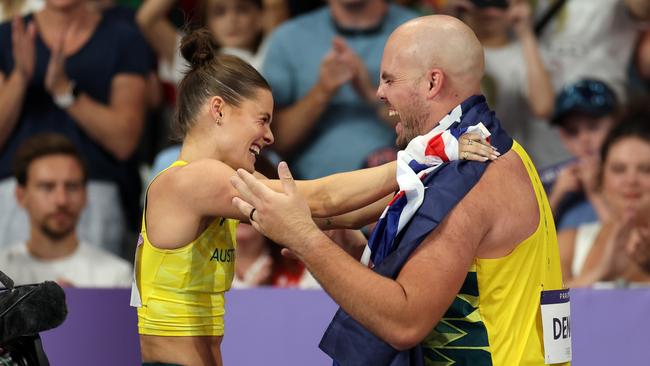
left=384, top=15, right=484, bottom=93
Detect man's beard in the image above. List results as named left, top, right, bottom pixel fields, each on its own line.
left=395, top=105, right=431, bottom=150
left=40, top=213, right=76, bottom=241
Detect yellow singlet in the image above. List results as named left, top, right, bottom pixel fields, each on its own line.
left=421, top=142, right=569, bottom=365
left=131, top=161, right=237, bottom=336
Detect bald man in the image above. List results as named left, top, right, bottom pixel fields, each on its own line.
left=231, top=15, right=569, bottom=366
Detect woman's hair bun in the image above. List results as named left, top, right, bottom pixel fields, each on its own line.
left=180, top=28, right=219, bottom=69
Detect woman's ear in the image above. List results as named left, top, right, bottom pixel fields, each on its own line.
left=209, top=96, right=225, bottom=124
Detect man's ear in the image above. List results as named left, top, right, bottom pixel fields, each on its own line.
left=15, top=184, right=26, bottom=208
left=426, top=69, right=444, bottom=99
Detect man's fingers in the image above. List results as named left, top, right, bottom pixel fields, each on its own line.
left=278, top=161, right=297, bottom=195
left=232, top=196, right=260, bottom=228
left=230, top=174, right=262, bottom=208
left=332, top=36, right=347, bottom=53
left=236, top=168, right=274, bottom=200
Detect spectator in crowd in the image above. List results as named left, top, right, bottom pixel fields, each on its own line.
left=532, top=0, right=650, bottom=101
left=137, top=0, right=284, bottom=85
left=541, top=79, right=619, bottom=230
left=448, top=0, right=566, bottom=168
left=0, top=0, right=151, bottom=256
left=558, top=110, right=650, bottom=287
left=0, top=0, right=43, bottom=22
left=262, top=0, right=416, bottom=179
left=0, top=134, right=132, bottom=287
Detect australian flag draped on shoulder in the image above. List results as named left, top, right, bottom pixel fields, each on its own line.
left=319, top=95, right=513, bottom=366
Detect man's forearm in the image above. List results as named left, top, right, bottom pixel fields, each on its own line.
left=294, top=229, right=415, bottom=349
left=273, top=82, right=332, bottom=154
left=0, top=71, right=29, bottom=147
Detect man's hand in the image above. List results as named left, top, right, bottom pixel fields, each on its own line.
left=317, top=39, right=356, bottom=97
left=230, top=162, right=321, bottom=254
left=332, top=37, right=376, bottom=103
left=45, top=26, right=73, bottom=98
left=11, top=16, right=37, bottom=82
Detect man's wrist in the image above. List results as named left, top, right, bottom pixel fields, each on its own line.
left=292, top=224, right=327, bottom=257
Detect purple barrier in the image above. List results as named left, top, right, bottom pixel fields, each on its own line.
left=39, top=287, right=649, bottom=365
left=570, top=287, right=650, bottom=365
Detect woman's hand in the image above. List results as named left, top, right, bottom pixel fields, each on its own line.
left=458, top=132, right=500, bottom=162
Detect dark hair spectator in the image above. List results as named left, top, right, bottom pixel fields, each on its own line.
left=0, top=133, right=132, bottom=288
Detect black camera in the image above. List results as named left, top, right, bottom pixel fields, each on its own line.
left=0, top=271, right=67, bottom=366
left=0, top=336, right=50, bottom=366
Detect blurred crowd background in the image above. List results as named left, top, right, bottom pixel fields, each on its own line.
left=0, top=0, right=649, bottom=289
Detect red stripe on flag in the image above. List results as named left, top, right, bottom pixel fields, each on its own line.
left=388, top=191, right=406, bottom=206
left=425, top=134, right=449, bottom=162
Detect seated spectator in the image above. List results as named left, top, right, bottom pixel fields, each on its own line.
left=447, top=0, right=566, bottom=168
left=262, top=0, right=416, bottom=179
left=558, top=108, right=650, bottom=287
left=0, top=0, right=151, bottom=255
left=137, top=0, right=286, bottom=85
left=0, top=134, right=132, bottom=287
left=540, top=79, right=620, bottom=230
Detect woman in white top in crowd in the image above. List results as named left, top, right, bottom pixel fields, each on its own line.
left=136, top=0, right=287, bottom=85
left=558, top=107, right=650, bottom=287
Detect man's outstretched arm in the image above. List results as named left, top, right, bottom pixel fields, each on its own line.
left=231, top=163, right=490, bottom=349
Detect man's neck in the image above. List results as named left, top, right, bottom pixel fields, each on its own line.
left=26, top=230, right=79, bottom=261
left=425, top=91, right=480, bottom=132
left=330, top=0, right=388, bottom=30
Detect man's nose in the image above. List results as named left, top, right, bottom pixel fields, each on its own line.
left=376, top=83, right=386, bottom=101
left=53, top=185, right=68, bottom=205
